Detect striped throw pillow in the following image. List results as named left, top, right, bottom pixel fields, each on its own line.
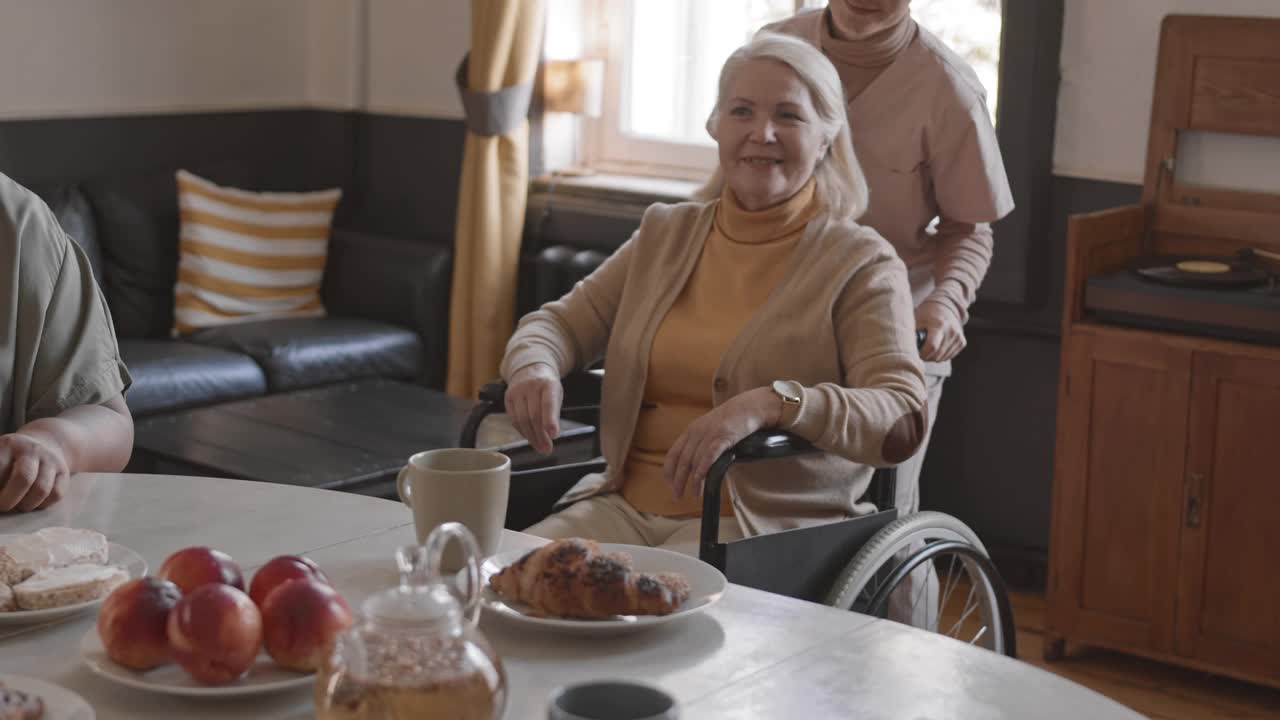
left=173, top=170, right=342, bottom=334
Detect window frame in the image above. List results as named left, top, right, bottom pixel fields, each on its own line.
left=581, top=0, right=814, bottom=180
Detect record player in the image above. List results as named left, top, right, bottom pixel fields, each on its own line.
left=1084, top=249, right=1280, bottom=345
left=1070, top=37, right=1280, bottom=347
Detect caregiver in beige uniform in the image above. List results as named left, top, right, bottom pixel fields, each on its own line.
left=766, top=1, right=1014, bottom=627
left=0, top=173, right=134, bottom=512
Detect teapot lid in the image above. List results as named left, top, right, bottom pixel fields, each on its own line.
left=362, top=545, right=462, bottom=626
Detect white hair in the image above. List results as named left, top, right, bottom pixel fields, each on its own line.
left=694, top=32, right=869, bottom=222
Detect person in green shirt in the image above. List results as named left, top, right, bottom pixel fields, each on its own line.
left=0, top=172, right=134, bottom=512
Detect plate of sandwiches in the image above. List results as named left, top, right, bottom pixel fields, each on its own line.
left=480, top=538, right=726, bottom=636
left=0, top=673, right=94, bottom=720
left=0, top=527, right=146, bottom=625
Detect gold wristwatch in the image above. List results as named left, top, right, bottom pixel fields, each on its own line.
left=771, top=380, right=803, bottom=427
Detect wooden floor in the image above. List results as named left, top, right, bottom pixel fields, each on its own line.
left=943, top=588, right=1280, bottom=719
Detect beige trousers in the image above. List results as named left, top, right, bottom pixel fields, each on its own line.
left=524, top=492, right=743, bottom=557
left=886, top=373, right=945, bottom=630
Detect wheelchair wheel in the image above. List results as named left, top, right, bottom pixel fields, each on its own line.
left=824, top=511, right=1016, bottom=657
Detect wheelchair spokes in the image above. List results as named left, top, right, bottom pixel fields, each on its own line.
left=825, top=512, right=1016, bottom=657
left=935, top=553, right=986, bottom=645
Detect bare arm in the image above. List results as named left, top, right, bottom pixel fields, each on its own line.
left=18, top=393, right=134, bottom=473
left=0, top=394, right=133, bottom=511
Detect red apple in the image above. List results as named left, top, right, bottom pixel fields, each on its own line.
left=260, top=578, right=353, bottom=672
left=167, top=584, right=262, bottom=684
left=97, top=576, right=183, bottom=670
left=248, top=555, right=329, bottom=608
left=157, top=547, right=244, bottom=594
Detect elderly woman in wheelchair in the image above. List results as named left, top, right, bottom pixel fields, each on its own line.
left=470, top=33, right=1015, bottom=655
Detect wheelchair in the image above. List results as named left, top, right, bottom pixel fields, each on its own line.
left=460, top=369, right=1016, bottom=657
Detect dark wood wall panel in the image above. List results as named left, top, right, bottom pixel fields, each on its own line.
left=0, top=110, right=466, bottom=240
left=0, top=110, right=353, bottom=190
left=348, top=113, right=466, bottom=241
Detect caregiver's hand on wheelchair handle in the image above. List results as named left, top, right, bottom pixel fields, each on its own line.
left=663, top=387, right=782, bottom=500
left=916, top=300, right=965, bottom=362
left=506, top=362, right=563, bottom=455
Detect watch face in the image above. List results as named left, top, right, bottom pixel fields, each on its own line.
left=773, top=380, right=800, bottom=403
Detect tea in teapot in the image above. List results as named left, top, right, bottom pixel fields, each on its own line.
left=315, top=522, right=505, bottom=719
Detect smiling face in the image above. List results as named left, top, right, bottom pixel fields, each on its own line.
left=829, top=0, right=912, bottom=39
left=711, top=59, right=829, bottom=211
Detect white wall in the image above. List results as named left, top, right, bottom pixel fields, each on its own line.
left=0, top=0, right=311, bottom=119
left=306, top=0, right=362, bottom=110
left=0, top=0, right=469, bottom=120
left=365, top=0, right=469, bottom=119
left=1053, top=0, right=1280, bottom=184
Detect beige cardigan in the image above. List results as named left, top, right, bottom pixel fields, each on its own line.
left=502, top=199, right=927, bottom=536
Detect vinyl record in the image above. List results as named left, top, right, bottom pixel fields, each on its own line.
left=1132, top=255, right=1269, bottom=289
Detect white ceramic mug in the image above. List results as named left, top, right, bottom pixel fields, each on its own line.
left=396, top=448, right=510, bottom=560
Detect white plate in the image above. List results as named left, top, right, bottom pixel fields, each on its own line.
left=79, top=629, right=314, bottom=698
left=0, top=539, right=147, bottom=625
left=0, top=672, right=94, bottom=720
left=480, top=543, right=726, bottom=635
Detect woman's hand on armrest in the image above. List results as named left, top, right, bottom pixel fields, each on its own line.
left=663, top=387, right=781, bottom=500
left=505, top=363, right=564, bottom=455
left=0, top=394, right=133, bottom=512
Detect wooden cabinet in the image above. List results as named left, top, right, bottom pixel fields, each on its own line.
left=1048, top=326, right=1280, bottom=688
left=1046, top=15, right=1280, bottom=689
left=1177, top=351, right=1280, bottom=680
left=1050, top=331, right=1189, bottom=658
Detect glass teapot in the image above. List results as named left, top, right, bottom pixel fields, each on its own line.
left=315, top=522, right=506, bottom=720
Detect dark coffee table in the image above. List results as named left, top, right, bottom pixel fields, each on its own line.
left=129, top=378, right=592, bottom=499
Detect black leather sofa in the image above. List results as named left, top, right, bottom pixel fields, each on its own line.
left=31, top=167, right=453, bottom=418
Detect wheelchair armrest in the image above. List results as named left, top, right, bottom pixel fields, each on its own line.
left=703, top=430, right=816, bottom=497
left=460, top=369, right=605, bottom=449
left=699, top=429, right=819, bottom=568
left=732, top=430, right=815, bottom=460
left=477, top=380, right=507, bottom=407
left=475, top=369, right=604, bottom=413
left=699, top=440, right=902, bottom=570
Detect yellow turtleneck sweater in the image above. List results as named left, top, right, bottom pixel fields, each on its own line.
left=622, top=179, right=821, bottom=517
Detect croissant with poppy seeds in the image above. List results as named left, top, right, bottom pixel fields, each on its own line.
left=488, top=538, right=690, bottom=619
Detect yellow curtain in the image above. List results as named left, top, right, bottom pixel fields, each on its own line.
left=447, top=0, right=546, bottom=397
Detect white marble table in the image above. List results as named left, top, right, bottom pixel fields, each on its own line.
left=0, top=473, right=1143, bottom=719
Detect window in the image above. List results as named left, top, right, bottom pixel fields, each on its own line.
left=569, top=0, right=1004, bottom=179
left=582, top=0, right=813, bottom=178
left=913, top=0, right=1002, bottom=124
